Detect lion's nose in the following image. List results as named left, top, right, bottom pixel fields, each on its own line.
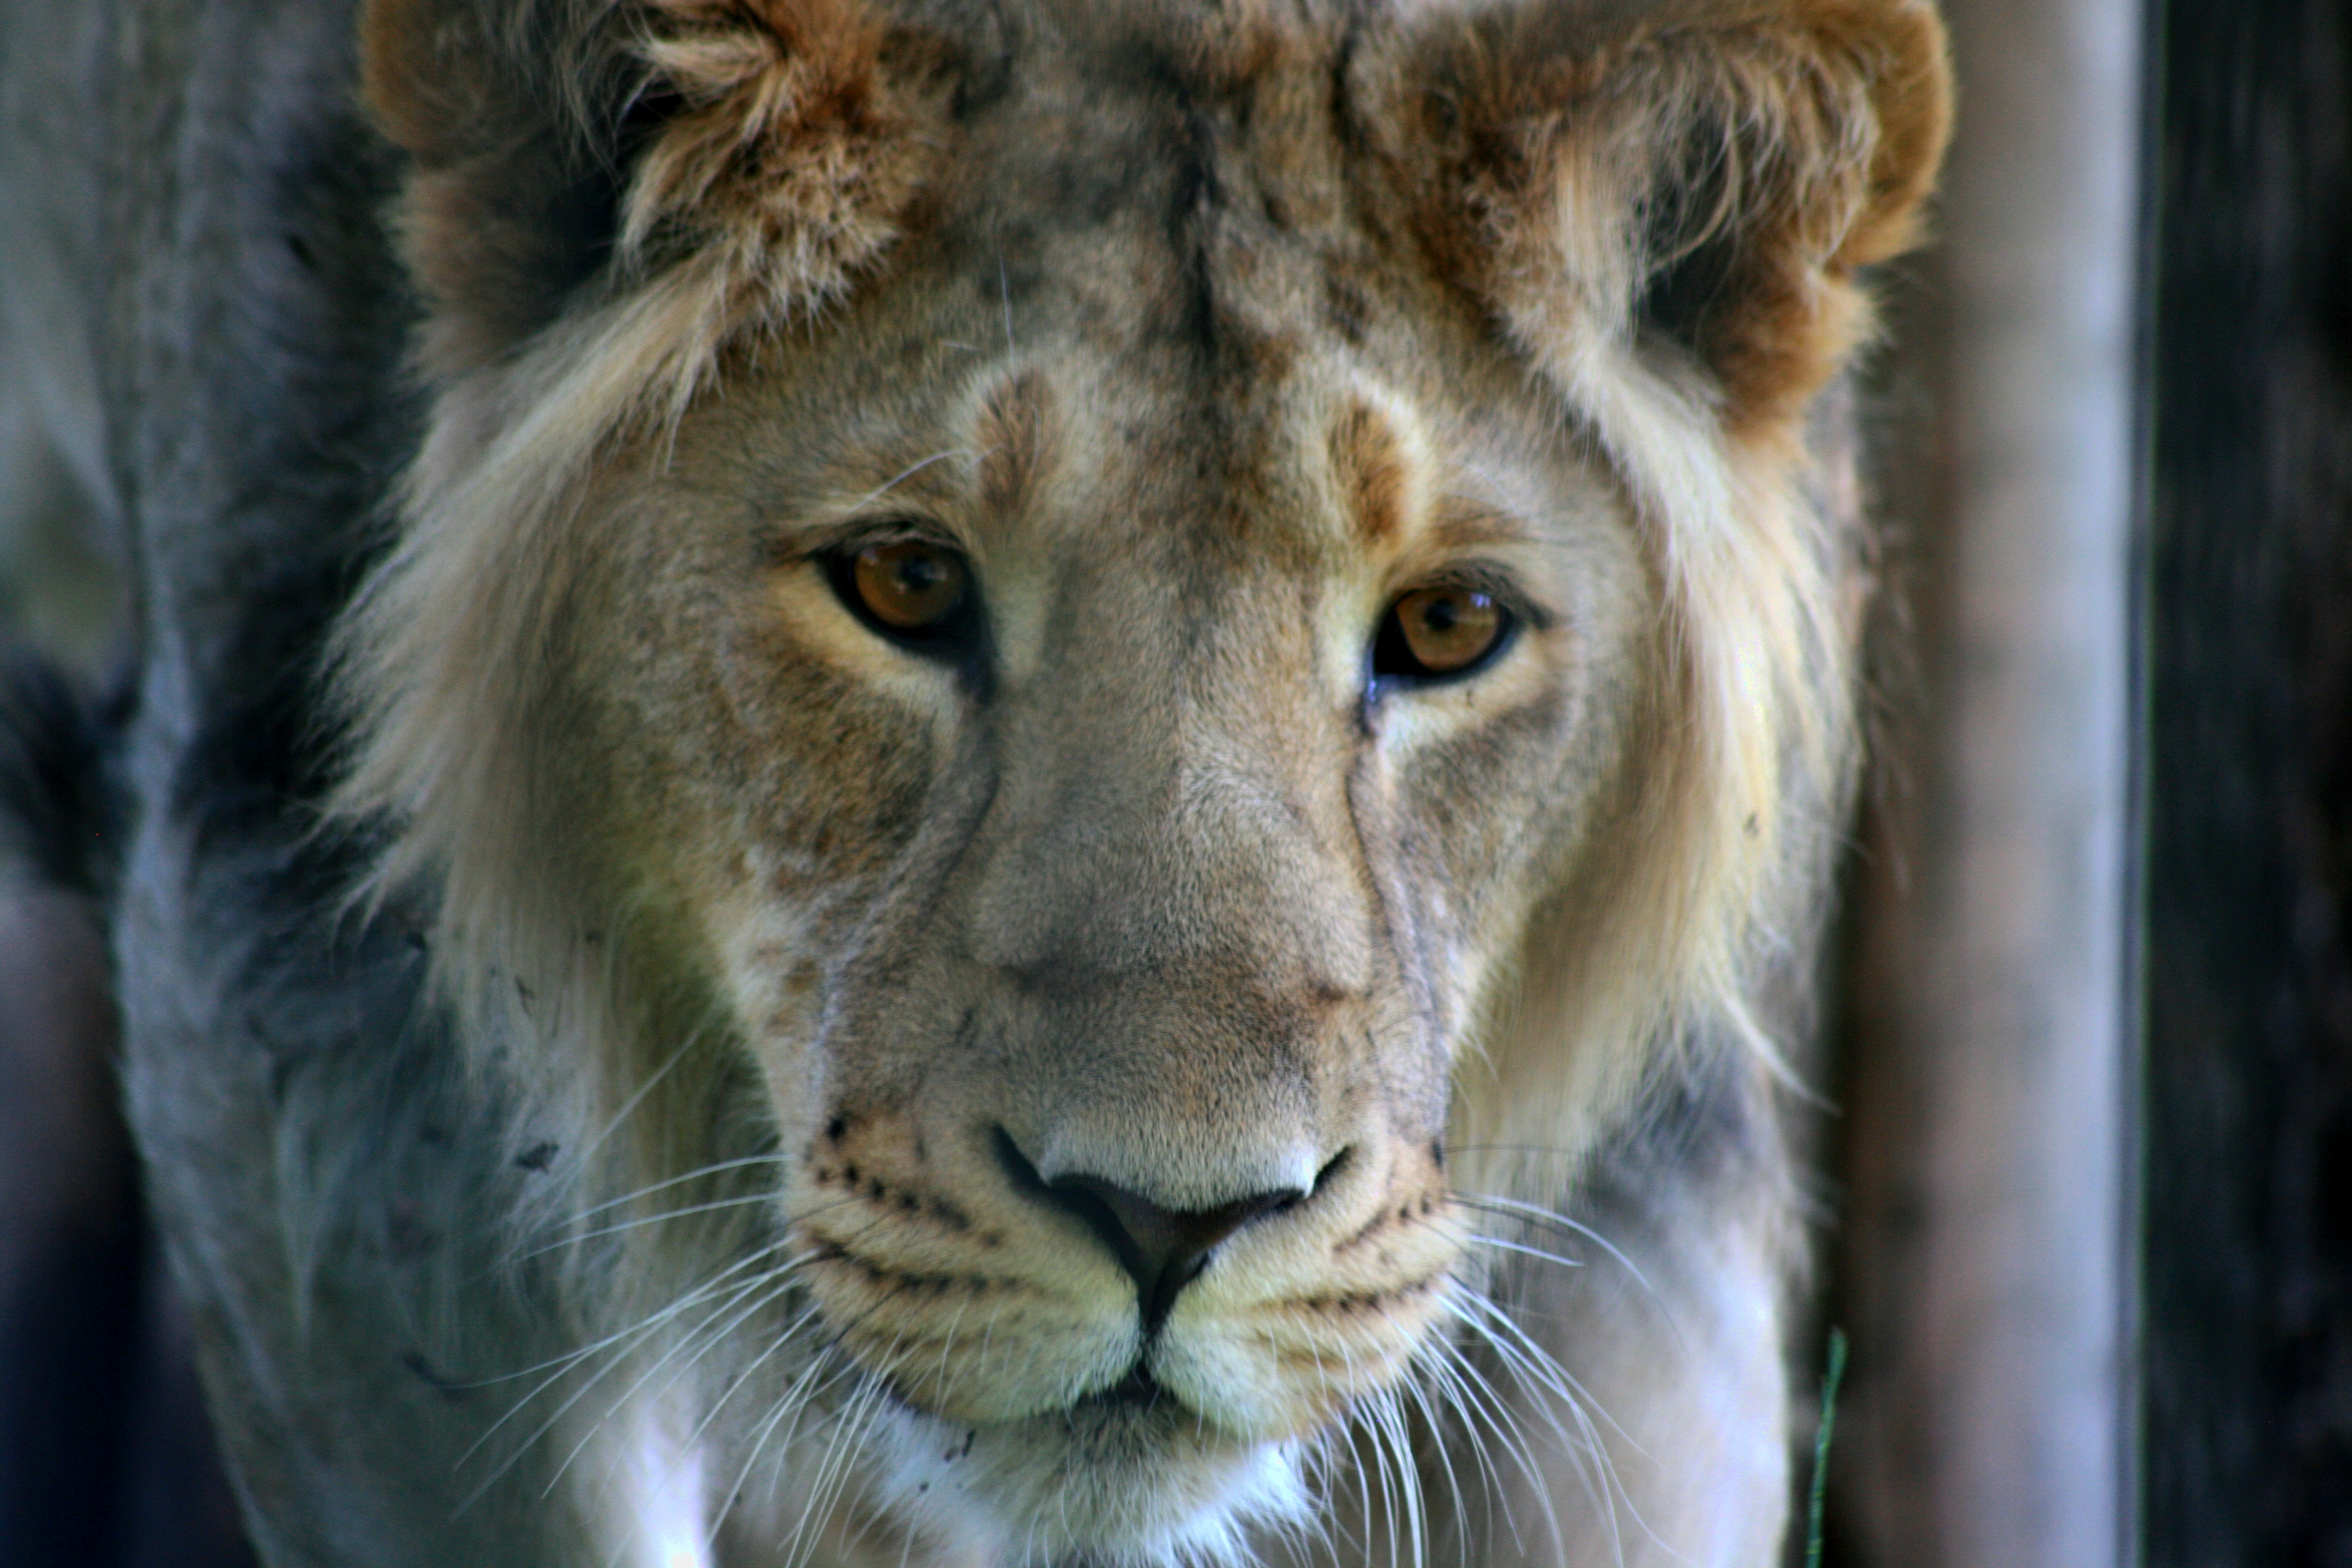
left=993, top=1129, right=1313, bottom=1333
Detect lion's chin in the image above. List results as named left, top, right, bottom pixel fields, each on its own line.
left=869, top=1387, right=1313, bottom=1567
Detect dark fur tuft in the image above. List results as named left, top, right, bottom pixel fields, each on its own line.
left=0, top=655, right=125, bottom=899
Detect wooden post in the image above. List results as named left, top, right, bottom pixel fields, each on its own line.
left=1828, top=0, right=2143, bottom=1561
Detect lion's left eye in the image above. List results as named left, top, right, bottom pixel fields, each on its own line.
left=1373, top=586, right=1512, bottom=682
left=831, top=539, right=972, bottom=642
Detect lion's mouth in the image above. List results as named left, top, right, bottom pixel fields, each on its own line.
left=1082, top=1362, right=1171, bottom=1411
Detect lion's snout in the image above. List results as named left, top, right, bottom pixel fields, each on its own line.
left=783, top=702, right=1465, bottom=1443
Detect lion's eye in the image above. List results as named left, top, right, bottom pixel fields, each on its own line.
left=838, top=540, right=970, bottom=638
left=1374, top=586, right=1511, bottom=681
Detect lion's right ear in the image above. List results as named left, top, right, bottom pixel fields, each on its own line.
left=361, top=0, right=965, bottom=380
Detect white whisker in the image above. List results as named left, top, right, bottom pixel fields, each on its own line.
left=457, top=1245, right=790, bottom=1481
left=1460, top=1232, right=1589, bottom=1274
left=1448, top=1195, right=1659, bottom=1305
left=567, top=1154, right=793, bottom=1223
left=846, top=449, right=978, bottom=515
left=521, top=1190, right=792, bottom=1258
left=548, top=1264, right=809, bottom=1498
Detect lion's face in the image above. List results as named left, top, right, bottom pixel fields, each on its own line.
left=584, top=93, right=1654, bottom=1548
left=343, top=0, right=1949, bottom=1558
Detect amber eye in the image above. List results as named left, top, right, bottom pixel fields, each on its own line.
left=839, top=539, right=970, bottom=638
left=1373, top=586, right=1510, bottom=681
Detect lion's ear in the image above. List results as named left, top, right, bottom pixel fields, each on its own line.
left=1370, top=0, right=1951, bottom=434
left=360, top=0, right=963, bottom=379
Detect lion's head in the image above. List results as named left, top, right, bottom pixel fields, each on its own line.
left=337, top=0, right=1947, bottom=1560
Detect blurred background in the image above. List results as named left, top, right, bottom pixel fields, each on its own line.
left=0, top=323, right=256, bottom=1558
left=1, top=0, right=2345, bottom=1563
left=1824, top=0, right=2351, bottom=1562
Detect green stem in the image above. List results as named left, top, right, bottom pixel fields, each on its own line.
left=1806, top=1327, right=1847, bottom=1568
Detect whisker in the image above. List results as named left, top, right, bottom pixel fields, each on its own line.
left=1452, top=1289, right=1680, bottom=1568
left=1458, top=1232, right=1590, bottom=1274
left=711, top=1265, right=912, bottom=1549
left=1460, top=1292, right=1649, bottom=1460
left=1463, top=1325, right=1606, bottom=1566
left=1423, top=1351, right=1508, bottom=1561
left=687, top=1295, right=829, bottom=1458
left=1428, top=1313, right=1556, bottom=1564
left=1382, top=1390, right=1428, bottom=1568
left=547, top=1263, right=812, bottom=1499
left=1365, top=1387, right=1401, bottom=1568
left=567, top=1154, right=794, bottom=1223
left=459, top=1244, right=791, bottom=1459
left=520, top=1190, right=795, bottom=1259
left=1339, top=1345, right=1376, bottom=1568
left=465, top=1261, right=792, bottom=1509
left=846, top=449, right=978, bottom=516
left=1401, top=1339, right=1478, bottom=1564
left=577, top=1011, right=724, bottom=1167
left=711, top=1341, right=846, bottom=1540
left=1447, top=1195, right=1659, bottom=1303
left=787, top=1367, right=886, bottom=1567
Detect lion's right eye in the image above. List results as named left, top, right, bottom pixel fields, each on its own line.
left=830, top=539, right=972, bottom=644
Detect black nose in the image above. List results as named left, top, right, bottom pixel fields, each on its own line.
left=994, top=1131, right=1307, bottom=1333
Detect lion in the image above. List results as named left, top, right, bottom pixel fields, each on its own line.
left=0, top=0, right=1949, bottom=1563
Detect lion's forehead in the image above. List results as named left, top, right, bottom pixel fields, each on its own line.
left=694, top=17, right=1577, bottom=574
left=719, top=259, right=1590, bottom=605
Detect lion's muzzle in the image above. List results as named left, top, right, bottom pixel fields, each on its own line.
left=789, top=1091, right=1457, bottom=1444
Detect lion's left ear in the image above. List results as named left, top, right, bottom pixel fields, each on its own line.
left=1366, top=0, right=1952, bottom=434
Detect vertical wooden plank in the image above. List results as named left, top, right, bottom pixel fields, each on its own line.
left=1828, top=0, right=2144, bottom=1560
left=2140, top=0, right=2352, bottom=1560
